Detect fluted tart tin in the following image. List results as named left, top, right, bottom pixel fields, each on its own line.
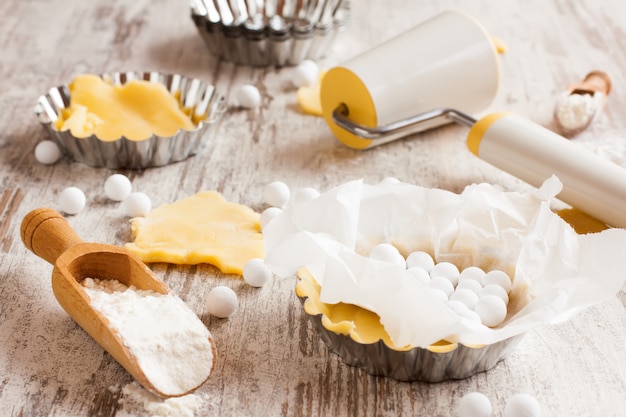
left=191, top=0, right=351, bottom=67
left=263, top=179, right=626, bottom=383
left=34, top=71, right=225, bottom=170
left=296, top=271, right=525, bottom=382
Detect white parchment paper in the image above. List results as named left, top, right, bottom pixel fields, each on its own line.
left=263, top=177, right=626, bottom=347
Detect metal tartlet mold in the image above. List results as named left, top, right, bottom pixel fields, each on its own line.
left=296, top=280, right=525, bottom=382
left=34, top=71, right=226, bottom=170
left=191, top=0, right=351, bottom=67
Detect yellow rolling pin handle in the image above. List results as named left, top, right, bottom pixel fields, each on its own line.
left=466, top=112, right=626, bottom=229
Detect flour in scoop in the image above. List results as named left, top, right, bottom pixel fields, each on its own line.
left=82, top=278, right=214, bottom=397
left=555, top=92, right=600, bottom=131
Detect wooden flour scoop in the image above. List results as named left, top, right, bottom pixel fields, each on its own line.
left=20, top=207, right=213, bottom=398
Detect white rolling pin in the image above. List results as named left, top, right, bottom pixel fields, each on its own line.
left=320, top=10, right=501, bottom=150
left=317, top=9, right=626, bottom=228
left=466, top=112, right=626, bottom=229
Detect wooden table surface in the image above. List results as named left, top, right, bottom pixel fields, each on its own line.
left=1, top=0, right=626, bottom=416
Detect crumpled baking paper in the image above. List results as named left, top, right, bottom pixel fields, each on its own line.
left=263, top=177, right=626, bottom=348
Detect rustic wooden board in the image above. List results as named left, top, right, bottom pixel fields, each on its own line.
left=1, top=0, right=625, bottom=416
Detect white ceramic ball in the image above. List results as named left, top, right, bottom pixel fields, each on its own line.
left=290, top=60, right=319, bottom=88
left=459, top=266, right=486, bottom=285
left=259, top=206, right=282, bottom=229
left=456, top=278, right=483, bottom=294
left=450, top=288, right=479, bottom=309
left=235, top=84, right=262, bottom=108
left=428, top=288, right=449, bottom=303
left=381, top=176, right=401, bottom=185
left=474, top=294, right=508, bottom=327
left=457, top=392, right=493, bottom=417
left=504, top=393, right=541, bottom=417
left=293, top=187, right=320, bottom=203
left=484, top=269, right=512, bottom=293
left=35, top=140, right=62, bottom=165
left=428, top=276, right=454, bottom=298
left=243, top=258, right=272, bottom=287
left=263, top=181, right=290, bottom=207
left=104, top=174, right=132, bottom=201
left=407, top=266, right=430, bottom=285
left=430, top=261, right=460, bottom=286
left=123, top=192, right=152, bottom=217
left=406, top=251, right=435, bottom=272
left=446, top=300, right=469, bottom=315
left=481, top=284, right=510, bottom=305
left=59, top=187, right=86, bottom=215
left=369, top=243, right=406, bottom=267
left=460, top=308, right=482, bottom=323
left=206, top=286, right=238, bottom=318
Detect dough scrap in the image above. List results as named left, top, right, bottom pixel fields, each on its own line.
left=126, top=191, right=264, bottom=275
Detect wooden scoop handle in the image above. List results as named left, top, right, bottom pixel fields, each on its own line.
left=21, top=208, right=83, bottom=265
left=570, top=70, right=611, bottom=95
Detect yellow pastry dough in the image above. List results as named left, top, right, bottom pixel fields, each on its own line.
left=57, top=74, right=196, bottom=141
left=296, top=70, right=327, bottom=116
left=555, top=207, right=608, bottom=234
left=125, top=191, right=264, bottom=275
left=296, top=268, right=457, bottom=353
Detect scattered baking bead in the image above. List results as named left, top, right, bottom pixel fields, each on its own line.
left=474, top=294, right=508, bottom=327
left=104, top=174, right=132, bottom=201
left=459, top=266, right=486, bottom=285
left=34, top=140, right=62, bottom=165
left=406, top=251, right=435, bottom=272
left=206, top=286, right=238, bottom=318
left=292, top=187, right=320, bottom=203
left=456, top=279, right=483, bottom=294
left=259, top=207, right=282, bottom=229
left=407, top=266, right=430, bottom=285
left=243, top=258, right=272, bottom=287
left=457, top=392, right=493, bottom=417
left=123, top=192, right=152, bottom=217
left=450, top=288, right=479, bottom=309
left=504, top=393, right=541, bottom=417
left=430, top=261, right=460, bottom=286
left=484, top=269, right=512, bottom=293
left=481, top=284, right=510, bottom=305
left=369, top=243, right=406, bottom=267
left=428, top=276, right=454, bottom=298
left=290, top=60, right=319, bottom=88
left=264, top=181, right=291, bottom=207
left=59, top=187, right=86, bottom=215
left=235, top=84, right=262, bottom=108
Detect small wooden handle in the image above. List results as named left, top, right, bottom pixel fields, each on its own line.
left=570, top=70, right=611, bottom=95
left=21, top=208, right=83, bottom=265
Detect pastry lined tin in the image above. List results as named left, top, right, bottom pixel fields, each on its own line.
left=264, top=178, right=626, bottom=383
left=34, top=71, right=225, bottom=170
left=296, top=273, right=525, bottom=383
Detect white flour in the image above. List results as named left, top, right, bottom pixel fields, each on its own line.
left=555, top=92, right=601, bottom=131
left=117, top=382, right=207, bottom=417
left=82, top=278, right=214, bottom=398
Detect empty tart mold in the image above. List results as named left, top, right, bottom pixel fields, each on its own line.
left=191, top=0, right=351, bottom=67
left=34, top=71, right=225, bottom=169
